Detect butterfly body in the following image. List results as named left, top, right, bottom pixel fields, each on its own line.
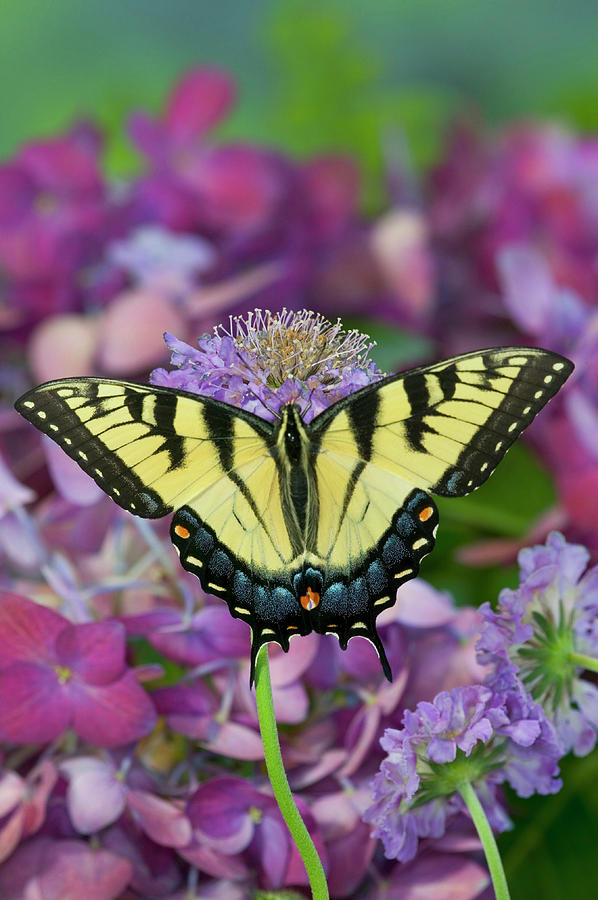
left=15, top=346, right=573, bottom=682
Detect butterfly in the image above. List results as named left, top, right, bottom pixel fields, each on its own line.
left=15, top=346, right=573, bottom=682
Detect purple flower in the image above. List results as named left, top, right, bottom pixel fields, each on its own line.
left=363, top=681, right=561, bottom=862
left=0, top=125, right=107, bottom=325
left=181, top=776, right=296, bottom=889
left=0, top=593, right=157, bottom=747
left=107, top=225, right=215, bottom=294
left=153, top=679, right=265, bottom=761
left=129, top=67, right=236, bottom=164
left=478, top=531, right=598, bottom=755
left=150, top=307, right=383, bottom=423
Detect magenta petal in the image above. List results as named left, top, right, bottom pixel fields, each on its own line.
left=39, top=839, right=133, bottom=900
left=0, top=806, right=24, bottom=866
left=165, top=67, right=236, bottom=140
left=324, top=820, right=375, bottom=898
left=0, top=837, right=133, bottom=900
left=0, top=661, right=69, bottom=742
left=21, top=759, right=58, bottom=836
left=61, top=757, right=126, bottom=833
left=249, top=809, right=290, bottom=888
left=149, top=605, right=248, bottom=666
left=382, top=850, right=489, bottom=899
left=179, top=841, right=249, bottom=880
left=268, top=632, right=319, bottom=686
left=273, top=681, right=309, bottom=724
left=0, top=772, right=24, bottom=817
left=120, top=608, right=181, bottom=637
left=0, top=836, right=48, bottom=899
left=187, top=778, right=255, bottom=853
left=128, top=112, right=168, bottom=160
left=56, top=621, right=126, bottom=685
left=127, top=789, right=192, bottom=847
left=70, top=672, right=157, bottom=748
left=0, top=593, right=64, bottom=666
left=391, top=579, right=456, bottom=627
left=0, top=452, right=35, bottom=514
left=202, top=720, right=265, bottom=761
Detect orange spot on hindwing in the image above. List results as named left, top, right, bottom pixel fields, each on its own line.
left=418, top=506, right=434, bottom=522
left=174, top=524, right=190, bottom=539
left=300, top=586, right=320, bottom=611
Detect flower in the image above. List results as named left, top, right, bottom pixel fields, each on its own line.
left=0, top=124, right=107, bottom=326
left=150, top=307, right=383, bottom=422
left=181, top=776, right=301, bottom=889
left=478, top=531, right=598, bottom=755
left=107, top=225, right=215, bottom=294
left=0, top=760, right=57, bottom=864
left=363, top=681, right=561, bottom=863
left=0, top=593, right=157, bottom=747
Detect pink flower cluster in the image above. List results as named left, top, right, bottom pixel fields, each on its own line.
left=0, top=540, right=491, bottom=897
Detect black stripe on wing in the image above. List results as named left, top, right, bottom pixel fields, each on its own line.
left=430, top=349, right=574, bottom=497
left=16, top=381, right=175, bottom=517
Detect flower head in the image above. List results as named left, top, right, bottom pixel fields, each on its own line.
left=151, top=307, right=383, bottom=422
left=478, top=531, right=598, bottom=755
left=364, top=681, right=561, bottom=862
left=0, top=593, right=157, bottom=747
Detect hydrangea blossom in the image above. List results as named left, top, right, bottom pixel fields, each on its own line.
left=364, top=680, right=562, bottom=863
left=478, top=531, right=598, bottom=755
left=0, top=593, right=156, bottom=747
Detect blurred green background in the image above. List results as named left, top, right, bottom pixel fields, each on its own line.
left=3, top=1, right=598, bottom=897
left=4, top=0, right=598, bottom=188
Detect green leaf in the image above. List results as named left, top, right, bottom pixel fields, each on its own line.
left=342, top=317, right=433, bottom=372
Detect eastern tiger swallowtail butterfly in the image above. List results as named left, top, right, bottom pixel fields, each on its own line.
left=15, top=346, right=573, bottom=682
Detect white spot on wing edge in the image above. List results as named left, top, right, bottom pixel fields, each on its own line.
left=412, top=537, right=428, bottom=551
left=185, top=555, right=203, bottom=568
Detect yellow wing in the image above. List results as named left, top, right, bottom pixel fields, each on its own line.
left=309, top=346, right=574, bottom=571
left=15, top=378, right=298, bottom=570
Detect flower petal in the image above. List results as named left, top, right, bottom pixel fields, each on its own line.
left=60, top=757, right=126, bottom=833
left=70, top=672, right=157, bottom=748
left=0, top=593, right=64, bottom=666
left=0, top=661, right=69, bottom=743
left=127, top=789, right=192, bottom=848
left=165, top=68, right=236, bottom=140
left=55, top=620, right=126, bottom=685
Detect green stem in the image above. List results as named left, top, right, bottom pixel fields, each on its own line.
left=254, top=644, right=329, bottom=900
left=457, top=780, right=511, bottom=900
left=569, top=651, right=598, bottom=674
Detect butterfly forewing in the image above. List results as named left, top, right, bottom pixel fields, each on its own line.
left=314, top=346, right=574, bottom=498
left=15, top=378, right=275, bottom=518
